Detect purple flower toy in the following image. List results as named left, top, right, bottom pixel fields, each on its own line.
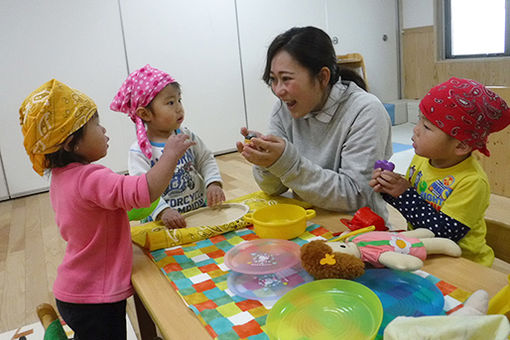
left=374, top=160, right=395, bottom=172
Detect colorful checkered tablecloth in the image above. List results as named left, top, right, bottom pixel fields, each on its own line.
left=147, top=224, right=469, bottom=339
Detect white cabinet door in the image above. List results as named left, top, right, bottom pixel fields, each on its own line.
left=120, top=0, right=246, bottom=154
left=236, top=0, right=327, bottom=134
left=326, top=0, right=399, bottom=102
left=0, top=0, right=133, bottom=197
left=0, top=157, right=9, bottom=201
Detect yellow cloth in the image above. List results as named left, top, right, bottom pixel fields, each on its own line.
left=19, top=79, right=97, bottom=175
left=489, top=274, right=510, bottom=317
left=131, top=191, right=313, bottom=251
left=131, top=217, right=250, bottom=251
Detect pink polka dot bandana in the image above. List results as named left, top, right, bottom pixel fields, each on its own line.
left=419, top=77, right=510, bottom=156
left=110, top=64, right=175, bottom=159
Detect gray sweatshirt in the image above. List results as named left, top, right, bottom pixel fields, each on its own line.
left=253, top=80, right=392, bottom=222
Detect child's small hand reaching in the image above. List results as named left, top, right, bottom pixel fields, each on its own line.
left=158, top=207, right=187, bottom=229
left=163, top=133, right=196, bottom=160
left=206, top=182, right=225, bottom=207
left=370, top=169, right=410, bottom=197
left=146, top=134, right=196, bottom=202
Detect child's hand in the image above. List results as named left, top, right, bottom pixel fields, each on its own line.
left=158, top=208, right=187, bottom=229
left=147, top=134, right=196, bottom=202
left=163, top=134, right=195, bottom=160
left=369, top=168, right=383, bottom=190
left=372, top=170, right=410, bottom=197
left=206, top=182, right=225, bottom=207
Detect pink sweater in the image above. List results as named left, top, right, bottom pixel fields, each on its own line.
left=348, top=232, right=426, bottom=267
left=50, top=163, right=150, bottom=304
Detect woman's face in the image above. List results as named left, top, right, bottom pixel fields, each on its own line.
left=269, top=50, right=328, bottom=119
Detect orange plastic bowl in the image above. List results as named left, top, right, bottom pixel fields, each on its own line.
left=243, top=204, right=316, bottom=239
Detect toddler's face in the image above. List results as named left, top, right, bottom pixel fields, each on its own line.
left=147, top=84, right=184, bottom=135
left=412, top=114, right=457, bottom=163
left=74, top=113, right=109, bottom=163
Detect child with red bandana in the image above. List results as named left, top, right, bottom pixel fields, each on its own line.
left=370, top=77, right=510, bottom=266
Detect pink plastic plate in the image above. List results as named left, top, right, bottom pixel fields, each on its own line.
left=224, top=239, right=301, bottom=275
left=227, top=264, right=313, bottom=301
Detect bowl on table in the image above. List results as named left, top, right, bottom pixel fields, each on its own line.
left=265, top=279, right=383, bottom=340
left=354, top=269, right=445, bottom=337
left=243, top=204, right=316, bottom=239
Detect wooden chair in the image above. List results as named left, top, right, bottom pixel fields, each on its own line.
left=337, top=53, right=368, bottom=89
left=36, top=303, right=68, bottom=340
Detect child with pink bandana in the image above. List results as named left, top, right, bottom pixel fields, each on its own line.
left=370, top=77, right=510, bottom=266
left=111, top=65, right=225, bottom=228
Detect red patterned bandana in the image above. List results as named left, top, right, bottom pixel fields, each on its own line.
left=419, top=77, right=510, bottom=156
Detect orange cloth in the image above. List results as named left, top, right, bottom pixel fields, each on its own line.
left=19, top=79, right=96, bottom=175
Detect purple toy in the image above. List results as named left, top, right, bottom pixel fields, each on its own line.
left=374, top=160, right=395, bottom=171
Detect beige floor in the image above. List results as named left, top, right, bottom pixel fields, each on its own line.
left=0, top=151, right=508, bottom=338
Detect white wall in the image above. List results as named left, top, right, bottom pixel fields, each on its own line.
left=236, top=0, right=328, bottom=133
left=0, top=158, right=9, bottom=201
left=0, top=0, right=401, bottom=198
left=237, top=0, right=399, bottom=133
left=120, top=0, right=246, bottom=154
left=401, top=0, right=434, bottom=28
left=327, top=0, right=399, bottom=102
left=0, top=0, right=133, bottom=197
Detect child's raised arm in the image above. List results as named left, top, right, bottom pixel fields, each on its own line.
left=146, top=134, right=195, bottom=201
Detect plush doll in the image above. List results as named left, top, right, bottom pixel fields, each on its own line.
left=301, top=228, right=462, bottom=280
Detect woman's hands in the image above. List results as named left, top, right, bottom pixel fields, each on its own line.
left=370, top=169, right=410, bottom=197
left=236, top=127, right=285, bottom=168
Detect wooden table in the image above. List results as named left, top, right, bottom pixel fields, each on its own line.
left=131, top=206, right=508, bottom=340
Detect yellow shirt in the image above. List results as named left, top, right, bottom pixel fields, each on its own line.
left=406, top=155, right=494, bottom=266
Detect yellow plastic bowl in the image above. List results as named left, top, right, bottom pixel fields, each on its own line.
left=244, top=204, right=316, bottom=239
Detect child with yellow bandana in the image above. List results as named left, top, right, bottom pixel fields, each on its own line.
left=19, top=79, right=194, bottom=339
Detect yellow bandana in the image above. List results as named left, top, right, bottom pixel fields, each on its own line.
left=19, top=79, right=97, bottom=176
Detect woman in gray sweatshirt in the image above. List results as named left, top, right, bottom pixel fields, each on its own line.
left=236, top=26, right=392, bottom=222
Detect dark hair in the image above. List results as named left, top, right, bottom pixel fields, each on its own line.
left=338, top=67, right=367, bottom=91
left=44, top=123, right=87, bottom=170
left=263, top=26, right=340, bottom=86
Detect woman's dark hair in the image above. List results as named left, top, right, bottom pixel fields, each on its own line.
left=44, top=123, right=87, bottom=169
left=263, top=26, right=340, bottom=86
left=338, top=67, right=367, bottom=91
